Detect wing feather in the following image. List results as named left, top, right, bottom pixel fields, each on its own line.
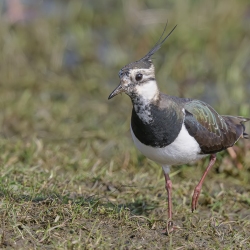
left=184, top=100, right=246, bottom=154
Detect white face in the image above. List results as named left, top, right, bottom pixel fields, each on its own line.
left=119, top=65, right=159, bottom=102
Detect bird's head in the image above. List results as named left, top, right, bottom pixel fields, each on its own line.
left=108, top=24, right=177, bottom=102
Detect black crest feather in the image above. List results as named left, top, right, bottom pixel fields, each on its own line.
left=119, top=23, right=177, bottom=74
left=139, top=23, right=177, bottom=62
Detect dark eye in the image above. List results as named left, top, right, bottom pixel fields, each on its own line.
left=135, top=73, right=143, bottom=81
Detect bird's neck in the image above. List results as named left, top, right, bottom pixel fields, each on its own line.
left=130, top=80, right=160, bottom=124
left=131, top=80, right=160, bottom=103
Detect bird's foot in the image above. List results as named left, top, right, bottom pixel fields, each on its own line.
left=162, top=220, right=180, bottom=235
left=191, top=186, right=201, bottom=212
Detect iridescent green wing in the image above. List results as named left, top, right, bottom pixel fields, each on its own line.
left=184, top=100, right=228, bottom=136
left=184, top=100, right=238, bottom=154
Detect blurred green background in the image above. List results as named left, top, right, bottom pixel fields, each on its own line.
left=0, top=0, right=249, bottom=141
left=0, top=0, right=249, bottom=248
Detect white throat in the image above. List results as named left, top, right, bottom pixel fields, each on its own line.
left=135, top=80, right=159, bottom=101
left=132, top=80, right=159, bottom=124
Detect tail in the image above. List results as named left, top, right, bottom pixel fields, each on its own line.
left=222, top=116, right=250, bottom=139
left=241, top=117, right=250, bottom=139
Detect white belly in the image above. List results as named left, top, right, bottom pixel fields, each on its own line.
left=131, top=123, right=207, bottom=166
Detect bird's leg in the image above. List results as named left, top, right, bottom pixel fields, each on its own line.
left=164, top=172, right=173, bottom=231
left=191, top=154, right=216, bottom=212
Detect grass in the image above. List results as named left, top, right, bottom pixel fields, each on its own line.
left=0, top=0, right=250, bottom=249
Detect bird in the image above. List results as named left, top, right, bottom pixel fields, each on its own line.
left=108, top=25, right=249, bottom=233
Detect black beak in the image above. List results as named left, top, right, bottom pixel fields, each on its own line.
left=108, top=84, right=123, bottom=100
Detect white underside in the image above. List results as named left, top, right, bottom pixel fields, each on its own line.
left=131, top=123, right=208, bottom=173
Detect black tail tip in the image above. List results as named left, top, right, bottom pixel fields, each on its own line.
left=243, top=132, right=249, bottom=139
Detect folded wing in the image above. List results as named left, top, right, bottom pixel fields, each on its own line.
left=184, top=100, right=249, bottom=154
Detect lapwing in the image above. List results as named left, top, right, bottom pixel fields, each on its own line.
left=108, top=25, right=249, bottom=232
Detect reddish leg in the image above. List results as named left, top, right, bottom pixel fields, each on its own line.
left=192, top=154, right=216, bottom=212
left=164, top=173, right=173, bottom=231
